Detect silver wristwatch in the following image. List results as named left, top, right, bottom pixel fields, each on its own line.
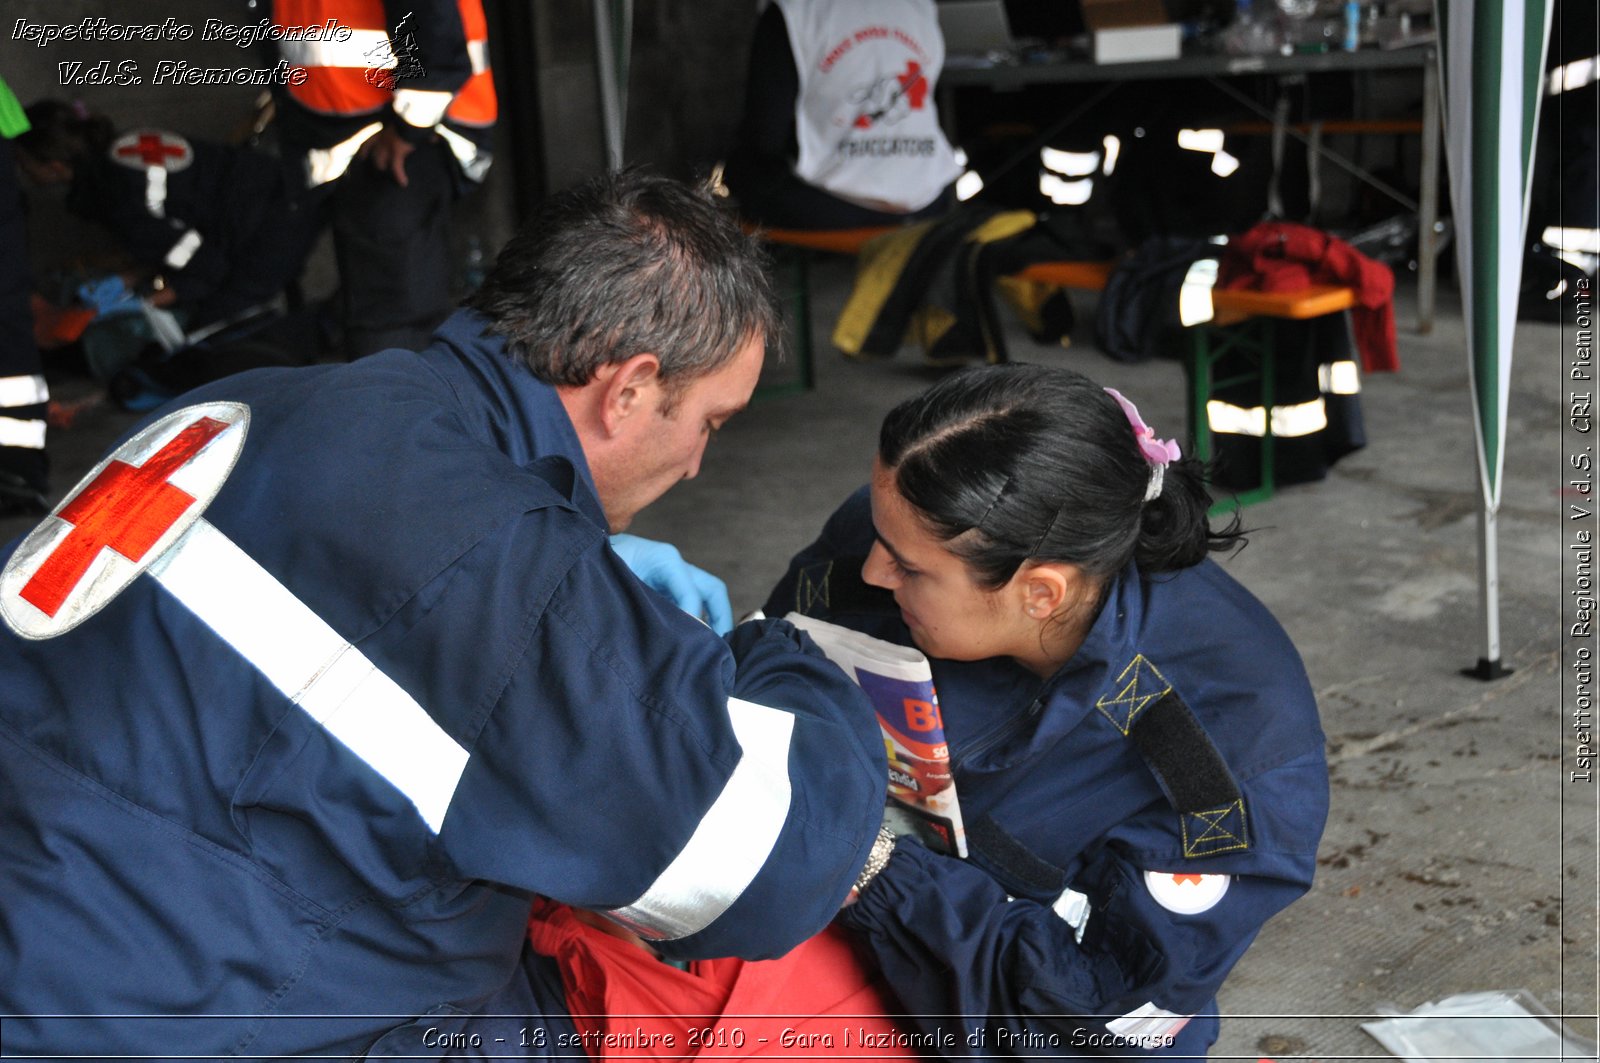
left=854, top=827, right=898, bottom=896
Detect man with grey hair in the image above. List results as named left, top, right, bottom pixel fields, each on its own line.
left=0, top=169, right=889, bottom=1058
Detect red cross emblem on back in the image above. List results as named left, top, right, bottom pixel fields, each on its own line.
left=21, top=417, right=229, bottom=618
left=110, top=130, right=193, bottom=171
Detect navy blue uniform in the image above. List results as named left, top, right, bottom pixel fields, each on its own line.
left=67, top=129, right=317, bottom=329
left=0, top=311, right=887, bottom=1057
left=767, top=488, right=1329, bottom=1058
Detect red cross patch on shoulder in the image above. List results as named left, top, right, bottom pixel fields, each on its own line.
left=1, top=402, right=249, bottom=639
left=110, top=129, right=194, bottom=172
left=1144, top=870, right=1230, bottom=914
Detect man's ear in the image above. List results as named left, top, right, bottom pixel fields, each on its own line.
left=597, top=353, right=663, bottom=436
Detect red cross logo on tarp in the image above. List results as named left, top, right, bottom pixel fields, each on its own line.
left=20, top=417, right=229, bottom=618
left=112, top=131, right=190, bottom=170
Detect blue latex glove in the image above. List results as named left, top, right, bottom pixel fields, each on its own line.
left=609, top=533, right=734, bottom=635
left=76, top=275, right=141, bottom=317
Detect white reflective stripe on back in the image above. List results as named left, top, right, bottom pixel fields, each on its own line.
left=144, top=166, right=167, bottom=218
left=147, top=518, right=469, bottom=833
left=279, top=31, right=397, bottom=69
left=467, top=39, right=490, bottom=73
left=1206, top=396, right=1329, bottom=438
left=607, top=697, right=796, bottom=941
left=0, top=375, right=48, bottom=409
left=392, top=87, right=453, bottom=128
left=1050, top=886, right=1091, bottom=943
left=165, top=229, right=204, bottom=270
left=1105, top=1002, right=1192, bottom=1047
left=0, top=416, right=47, bottom=449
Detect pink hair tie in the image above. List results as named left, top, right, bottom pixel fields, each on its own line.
left=1104, top=387, right=1181, bottom=502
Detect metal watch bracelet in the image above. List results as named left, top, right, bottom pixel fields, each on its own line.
left=853, top=827, right=897, bottom=895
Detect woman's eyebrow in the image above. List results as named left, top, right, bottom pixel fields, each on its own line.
left=873, top=526, right=913, bottom=567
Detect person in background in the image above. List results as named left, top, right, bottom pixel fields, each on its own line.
left=764, top=363, right=1330, bottom=1057
left=14, top=100, right=319, bottom=339
left=722, top=0, right=962, bottom=230
left=0, top=78, right=48, bottom=516
left=271, top=0, right=495, bottom=358
left=0, top=169, right=887, bottom=1059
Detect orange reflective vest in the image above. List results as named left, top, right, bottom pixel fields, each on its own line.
left=273, top=0, right=496, bottom=129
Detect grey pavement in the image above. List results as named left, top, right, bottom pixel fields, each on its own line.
left=7, top=260, right=1596, bottom=1061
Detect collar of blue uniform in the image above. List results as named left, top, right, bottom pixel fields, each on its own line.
left=950, top=561, right=1147, bottom=775
left=421, top=308, right=608, bottom=530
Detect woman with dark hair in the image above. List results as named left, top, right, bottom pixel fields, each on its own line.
left=515, top=364, right=1323, bottom=1059
left=761, top=363, right=1329, bottom=1058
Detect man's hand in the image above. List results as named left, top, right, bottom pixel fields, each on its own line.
left=609, top=534, right=734, bottom=635
left=359, top=126, right=418, bottom=187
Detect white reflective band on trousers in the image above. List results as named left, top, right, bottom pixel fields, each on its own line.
left=146, top=518, right=469, bottom=833
left=0, top=416, right=47, bottom=449
left=1207, top=396, right=1329, bottom=439
left=1319, top=359, right=1362, bottom=395
left=605, top=697, right=797, bottom=941
left=278, top=31, right=399, bottom=70
left=304, top=122, right=383, bottom=187
left=0, top=374, right=49, bottom=409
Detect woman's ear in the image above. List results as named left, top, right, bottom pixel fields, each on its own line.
left=1019, top=562, right=1088, bottom=619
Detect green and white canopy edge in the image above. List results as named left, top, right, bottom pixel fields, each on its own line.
left=1437, top=0, right=1555, bottom=679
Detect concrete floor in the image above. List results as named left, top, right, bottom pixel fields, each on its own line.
left=6, top=261, right=1596, bottom=1061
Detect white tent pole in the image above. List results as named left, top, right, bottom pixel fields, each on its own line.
left=1471, top=507, right=1510, bottom=679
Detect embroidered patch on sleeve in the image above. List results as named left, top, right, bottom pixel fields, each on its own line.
left=1181, top=799, right=1250, bottom=857
left=1095, top=653, right=1172, bottom=734
left=797, top=560, right=833, bottom=615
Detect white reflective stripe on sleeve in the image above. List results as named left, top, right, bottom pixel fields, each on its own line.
left=305, top=122, right=384, bottom=187
left=165, top=229, right=204, bottom=270
left=392, top=87, right=454, bottom=128
left=467, top=39, right=490, bottom=74
left=147, top=518, right=468, bottom=833
left=279, top=31, right=397, bottom=69
left=1206, top=396, right=1328, bottom=438
left=1050, top=886, right=1091, bottom=943
left=0, top=374, right=49, bottom=408
left=1105, top=1002, right=1192, bottom=1047
left=0, top=416, right=47, bottom=449
left=144, top=166, right=167, bottom=218
left=1319, top=360, right=1362, bottom=395
left=606, top=697, right=796, bottom=941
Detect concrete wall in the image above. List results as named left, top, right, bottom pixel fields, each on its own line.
left=513, top=0, right=759, bottom=194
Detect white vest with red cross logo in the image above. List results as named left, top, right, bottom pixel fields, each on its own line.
left=774, top=0, right=961, bottom=214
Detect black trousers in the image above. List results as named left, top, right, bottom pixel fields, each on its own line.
left=328, top=139, right=458, bottom=359
left=0, top=135, right=48, bottom=500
